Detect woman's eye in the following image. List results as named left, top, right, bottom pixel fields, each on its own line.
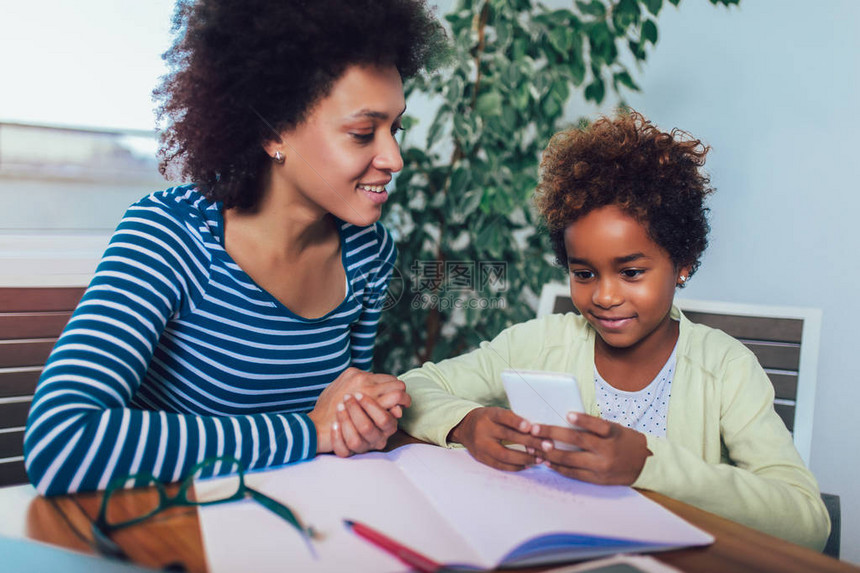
left=621, top=269, right=644, bottom=279
left=391, top=123, right=404, bottom=136
left=350, top=132, right=374, bottom=143
left=570, top=269, right=593, bottom=281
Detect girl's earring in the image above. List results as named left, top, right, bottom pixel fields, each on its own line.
left=272, top=151, right=285, bottom=164
left=678, top=275, right=687, bottom=286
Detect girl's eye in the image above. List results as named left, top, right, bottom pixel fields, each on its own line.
left=570, top=269, right=594, bottom=281
left=391, top=123, right=404, bottom=137
left=621, top=269, right=644, bottom=279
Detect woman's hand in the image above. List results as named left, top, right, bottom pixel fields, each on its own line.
left=309, top=367, right=410, bottom=454
left=530, top=413, right=651, bottom=485
left=329, top=392, right=400, bottom=456
left=449, top=407, right=544, bottom=471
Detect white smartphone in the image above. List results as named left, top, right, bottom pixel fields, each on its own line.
left=501, top=369, right=584, bottom=450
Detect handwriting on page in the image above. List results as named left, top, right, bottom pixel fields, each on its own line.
left=458, top=465, right=623, bottom=504
left=394, top=444, right=632, bottom=506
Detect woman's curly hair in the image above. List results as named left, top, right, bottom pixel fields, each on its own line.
left=154, top=0, right=447, bottom=210
left=534, top=110, right=714, bottom=281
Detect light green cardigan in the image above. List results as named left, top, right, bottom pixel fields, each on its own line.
left=399, top=307, right=829, bottom=550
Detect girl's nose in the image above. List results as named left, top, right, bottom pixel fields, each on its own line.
left=593, top=278, right=622, bottom=308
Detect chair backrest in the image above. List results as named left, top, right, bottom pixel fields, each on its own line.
left=820, top=492, right=841, bottom=559
left=0, top=287, right=85, bottom=487
left=536, top=282, right=822, bottom=467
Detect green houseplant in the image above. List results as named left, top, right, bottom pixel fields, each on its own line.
left=376, top=0, right=738, bottom=373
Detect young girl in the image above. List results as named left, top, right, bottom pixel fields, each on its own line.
left=23, top=0, right=445, bottom=495
left=399, top=111, right=829, bottom=550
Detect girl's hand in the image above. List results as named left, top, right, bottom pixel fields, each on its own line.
left=310, top=367, right=410, bottom=453
left=449, top=407, right=544, bottom=471
left=330, top=392, right=399, bottom=456
left=530, top=413, right=651, bottom=485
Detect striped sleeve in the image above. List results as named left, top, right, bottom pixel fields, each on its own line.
left=23, top=195, right=316, bottom=496
left=349, top=223, right=397, bottom=370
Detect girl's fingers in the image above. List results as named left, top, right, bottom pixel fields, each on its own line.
left=490, top=408, right=533, bottom=433
left=530, top=423, right=581, bottom=447
left=490, top=444, right=537, bottom=469
left=479, top=445, right=533, bottom=472
left=566, top=413, right=613, bottom=437
left=539, top=442, right=599, bottom=469
left=494, top=424, right=547, bottom=452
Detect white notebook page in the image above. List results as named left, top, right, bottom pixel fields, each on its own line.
left=196, top=444, right=712, bottom=572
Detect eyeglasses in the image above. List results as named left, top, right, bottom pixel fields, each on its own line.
left=92, top=456, right=316, bottom=563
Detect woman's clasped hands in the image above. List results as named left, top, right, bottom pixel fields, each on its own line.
left=309, top=367, right=411, bottom=457
left=452, top=407, right=651, bottom=485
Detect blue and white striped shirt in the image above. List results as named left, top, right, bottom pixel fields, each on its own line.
left=24, top=186, right=396, bottom=495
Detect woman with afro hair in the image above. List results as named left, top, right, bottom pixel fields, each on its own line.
left=24, top=0, right=446, bottom=495
left=399, top=111, right=830, bottom=550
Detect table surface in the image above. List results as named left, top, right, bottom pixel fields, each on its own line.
left=1, top=441, right=857, bottom=573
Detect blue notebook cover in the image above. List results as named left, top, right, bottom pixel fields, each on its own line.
left=1, top=535, right=157, bottom=572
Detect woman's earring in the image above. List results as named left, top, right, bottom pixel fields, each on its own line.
left=272, top=150, right=285, bottom=164
left=678, top=275, right=687, bottom=286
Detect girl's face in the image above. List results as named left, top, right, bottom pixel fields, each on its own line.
left=267, top=64, right=405, bottom=226
left=563, top=205, right=689, bottom=351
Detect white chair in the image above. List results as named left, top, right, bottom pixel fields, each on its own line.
left=672, top=297, right=821, bottom=469
left=536, top=280, right=572, bottom=319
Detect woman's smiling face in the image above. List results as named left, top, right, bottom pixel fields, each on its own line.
left=267, top=64, right=406, bottom=226
left=564, top=205, right=689, bottom=351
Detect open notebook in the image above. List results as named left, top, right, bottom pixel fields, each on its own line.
left=196, top=444, right=712, bottom=572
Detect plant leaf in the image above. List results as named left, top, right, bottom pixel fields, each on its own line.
left=642, top=19, right=658, bottom=44
left=643, top=0, right=663, bottom=16
left=613, top=0, right=641, bottom=32
left=475, top=92, right=503, bottom=117
left=576, top=0, right=607, bottom=18
left=584, top=77, right=605, bottom=103
left=614, top=70, right=639, bottom=91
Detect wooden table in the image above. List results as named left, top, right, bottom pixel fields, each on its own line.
left=2, top=452, right=856, bottom=573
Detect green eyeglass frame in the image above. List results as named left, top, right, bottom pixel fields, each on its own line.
left=92, top=456, right=316, bottom=561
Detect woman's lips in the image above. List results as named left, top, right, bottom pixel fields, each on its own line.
left=357, top=184, right=389, bottom=204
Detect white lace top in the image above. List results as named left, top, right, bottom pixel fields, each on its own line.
left=594, top=342, right=677, bottom=437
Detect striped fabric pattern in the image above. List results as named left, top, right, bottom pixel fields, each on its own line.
left=24, top=186, right=396, bottom=495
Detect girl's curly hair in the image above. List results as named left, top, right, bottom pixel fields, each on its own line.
left=154, top=0, right=447, bottom=210
left=534, top=110, right=714, bottom=281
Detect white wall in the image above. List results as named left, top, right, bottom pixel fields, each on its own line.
left=0, top=0, right=174, bottom=130
left=0, top=0, right=175, bottom=285
left=590, top=0, right=859, bottom=561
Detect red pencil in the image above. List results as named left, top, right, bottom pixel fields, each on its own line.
left=344, top=519, right=443, bottom=573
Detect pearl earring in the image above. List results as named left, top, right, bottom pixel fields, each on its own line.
left=272, top=151, right=285, bottom=164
